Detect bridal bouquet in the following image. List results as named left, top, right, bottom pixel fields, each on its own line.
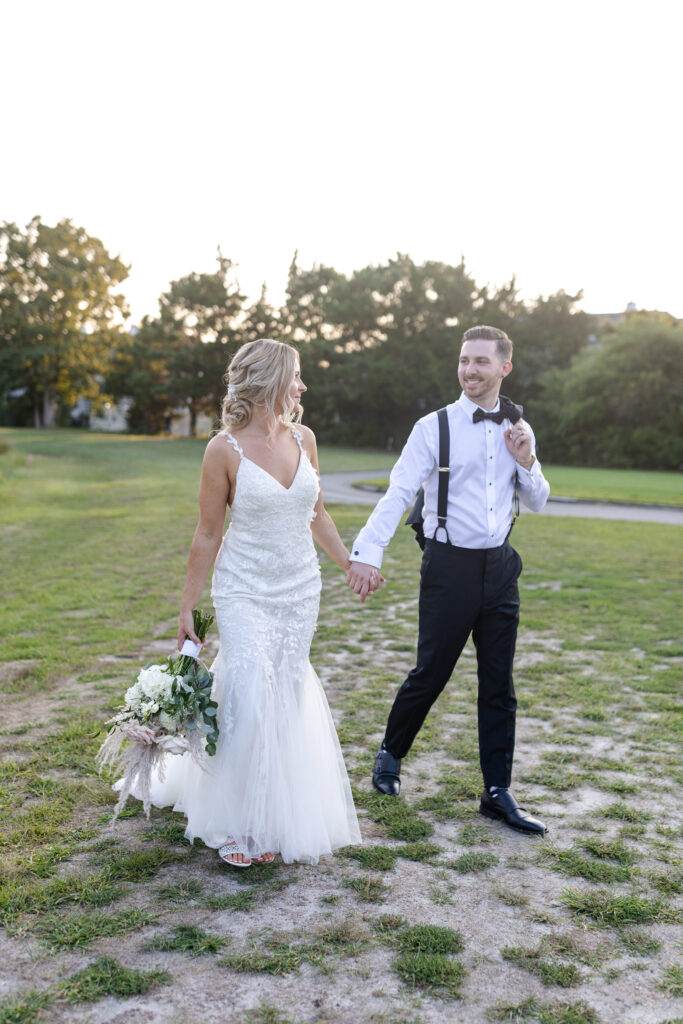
left=97, top=609, right=219, bottom=819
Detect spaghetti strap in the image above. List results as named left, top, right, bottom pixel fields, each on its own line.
left=290, top=426, right=304, bottom=452
left=223, top=432, right=244, bottom=459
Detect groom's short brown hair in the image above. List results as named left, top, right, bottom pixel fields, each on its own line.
left=462, top=325, right=513, bottom=362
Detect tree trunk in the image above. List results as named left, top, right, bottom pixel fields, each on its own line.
left=42, top=390, right=57, bottom=428
left=189, top=404, right=198, bottom=438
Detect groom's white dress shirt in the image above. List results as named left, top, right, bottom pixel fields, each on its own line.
left=350, top=393, right=550, bottom=569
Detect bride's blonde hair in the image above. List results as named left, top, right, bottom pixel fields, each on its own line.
left=220, top=338, right=302, bottom=435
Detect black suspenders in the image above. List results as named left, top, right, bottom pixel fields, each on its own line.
left=407, top=398, right=523, bottom=549
left=405, top=407, right=449, bottom=549
left=434, top=407, right=450, bottom=544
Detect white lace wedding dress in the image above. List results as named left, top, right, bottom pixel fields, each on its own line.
left=136, top=427, right=361, bottom=864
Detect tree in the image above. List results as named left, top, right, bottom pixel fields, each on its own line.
left=106, top=323, right=170, bottom=435
left=110, top=254, right=247, bottom=435
left=0, top=217, right=129, bottom=426
left=509, top=290, right=595, bottom=417
left=534, top=312, right=683, bottom=469
left=157, top=254, right=246, bottom=436
left=239, top=283, right=282, bottom=344
left=281, top=253, right=521, bottom=446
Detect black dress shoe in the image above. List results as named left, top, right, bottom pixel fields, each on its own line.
left=372, top=746, right=401, bottom=796
left=479, top=787, right=547, bottom=835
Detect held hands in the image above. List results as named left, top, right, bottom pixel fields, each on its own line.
left=346, top=561, right=384, bottom=603
left=505, top=420, right=534, bottom=468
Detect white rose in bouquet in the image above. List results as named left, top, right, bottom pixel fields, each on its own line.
left=157, top=710, right=179, bottom=732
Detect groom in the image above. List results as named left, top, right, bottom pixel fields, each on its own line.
left=347, top=326, right=550, bottom=834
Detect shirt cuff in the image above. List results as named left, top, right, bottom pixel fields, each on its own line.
left=517, top=454, right=540, bottom=478
left=349, top=540, right=384, bottom=569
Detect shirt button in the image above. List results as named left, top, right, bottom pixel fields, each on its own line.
left=353, top=550, right=359, bottom=555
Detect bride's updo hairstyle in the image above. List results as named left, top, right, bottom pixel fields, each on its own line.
left=220, top=338, right=302, bottom=436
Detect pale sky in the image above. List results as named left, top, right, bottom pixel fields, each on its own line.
left=2, top=0, right=681, bottom=323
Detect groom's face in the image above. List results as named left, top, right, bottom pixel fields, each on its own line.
left=458, top=339, right=512, bottom=406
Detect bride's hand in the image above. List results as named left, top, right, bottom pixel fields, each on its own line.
left=177, top=609, right=201, bottom=651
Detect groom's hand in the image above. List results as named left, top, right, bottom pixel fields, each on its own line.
left=347, top=561, right=383, bottom=603
left=505, top=420, right=533, bottom=466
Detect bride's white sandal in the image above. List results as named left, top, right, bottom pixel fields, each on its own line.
left=218, top=839, right=251, bottom=868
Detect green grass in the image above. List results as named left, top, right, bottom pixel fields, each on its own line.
left=155, top=878, right=205, bottom=902
left=543, top=465, right=683, bottom=506
left=449, top=852, right=499, bottom=873
left=649, top=868, right=683, bottom=895
left=219, top=918, right=370, bottom=976
left=658, top=964, right=683, bottom=998
left=397, top=924, right=464, bottom=955
left=343, top=874, right=389, bottom=903
left=539, top=845, right=633, bottom=884
left=242, top=1008, right=296, bottom=1024
left=398, top=841, right=443, bottom=862
left=204, top=890, right=259, bottom=912
left=487, top=996, right=601, bottom=1023
left=458, top=822, right=495, bottom=846
left=2, top=429, right=682, bottom=1022
left=499, top=937, right=589, bottom=987
left=350, top=462, right=683, bottom=506
left=0, top=871, right=124, bottom=927
left=600, top=803, right=652, bottom=824
left=0, top=991, right=50, bottom=1024
left=56, top=956, right=171, bottom=1002
left=220, top=941, right=314, bottom=976
left=352, top=790, right=433, bottom=842
left=341, top=844, right=398, bottom=871
left=502, top=945, right=583, bottom=988
left=394, top=950, right=466, bottom=997
left=373, top=916, right=466, bottom=996
left=95, top=846, right=189, bottom=881
left=578, top=838, right=639, bottom=865
left=35, top=908, right=156, bottom=949
left=561, top=889, right=679, bottom=927
left=146, top=923, right=227, bottom=956
left=618, top=929, right=662, bottom=956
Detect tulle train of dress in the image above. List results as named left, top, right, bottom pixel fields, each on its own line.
left=122, top=427, right=360, bottom=864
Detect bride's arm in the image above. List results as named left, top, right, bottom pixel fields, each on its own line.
left=298, top=425, right=350, bottom=572
left=177, top=436, right=236, bottom=648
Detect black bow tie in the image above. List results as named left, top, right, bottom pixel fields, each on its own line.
left=473, top=407, right=505, bottom=424
left=472, top=396, right=523, bottom=425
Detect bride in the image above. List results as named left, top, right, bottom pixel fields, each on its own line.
left=141, top=338, right=361, bottom=867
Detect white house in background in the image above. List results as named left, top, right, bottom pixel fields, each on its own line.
left=69, top=395, right=131, bottom=432
left=90, top=398, right=132, bottom=432
left=168, top=409, right=215, bottom=437
left=70, top=395, right=214, bottom=436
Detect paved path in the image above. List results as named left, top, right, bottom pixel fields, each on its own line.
left=320, top=471, right=683, bottom=525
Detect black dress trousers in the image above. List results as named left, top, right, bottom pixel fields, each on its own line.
left=383, top=538, right=522, bottom=788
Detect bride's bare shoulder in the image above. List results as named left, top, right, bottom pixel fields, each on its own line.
left=295, top=423, right=316, bottom=449
left=296, top=423, right=315, bottom=441
left=204, top=432, right=240, bottom=465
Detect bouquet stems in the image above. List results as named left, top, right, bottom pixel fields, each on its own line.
left=177, top=608, right=214, bottom=673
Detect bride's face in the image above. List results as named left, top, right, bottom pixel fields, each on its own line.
left=288, top=365, right=307, bottom=408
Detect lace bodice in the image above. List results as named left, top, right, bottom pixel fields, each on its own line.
left=211, top=427, right=321, bottom=603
